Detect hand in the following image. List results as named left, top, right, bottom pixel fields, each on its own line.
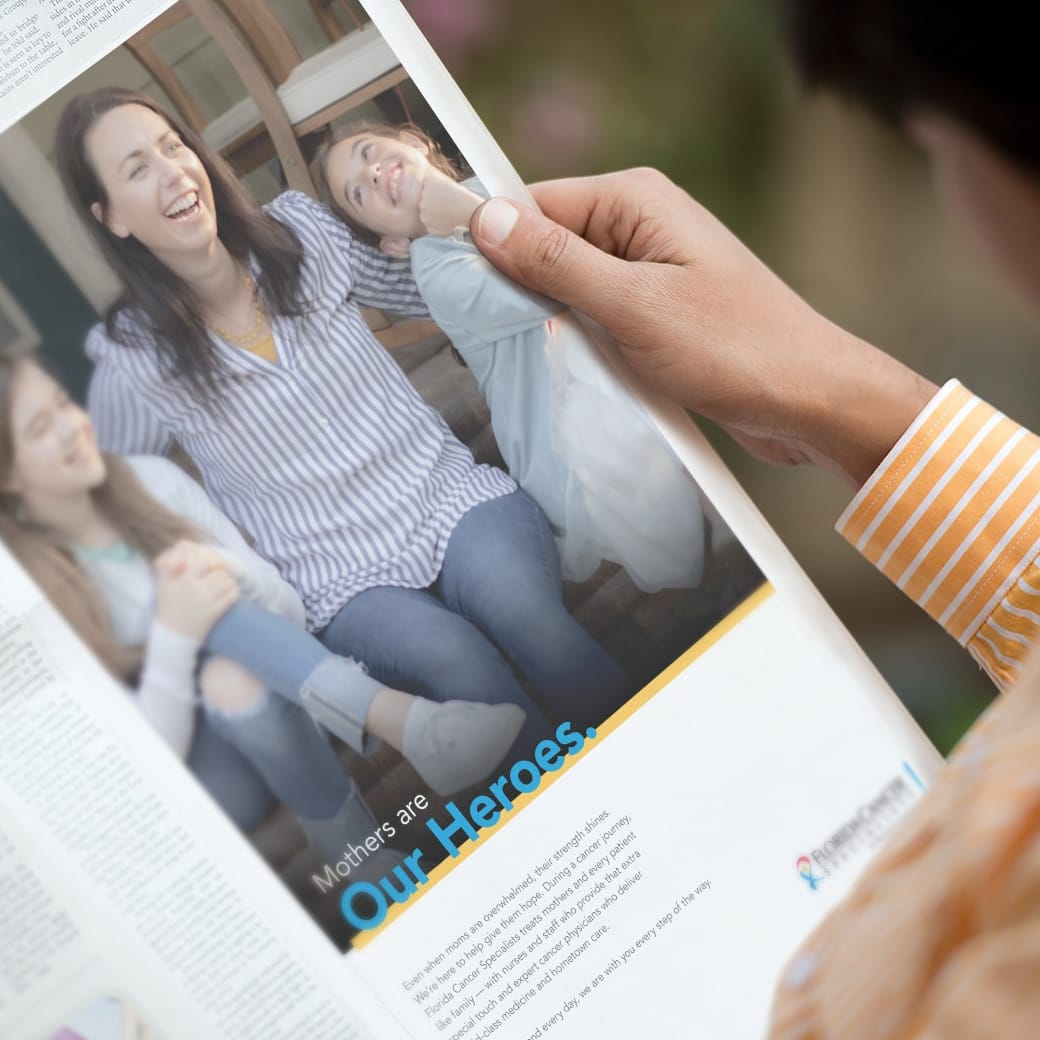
left=469, top=169, right=938, bottom=487
left=154, top=541, right=239, bottom=641
left=419, top=170, right=483, bottom=238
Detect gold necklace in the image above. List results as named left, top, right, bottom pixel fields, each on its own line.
left=205, top=267, right=266, bottom=347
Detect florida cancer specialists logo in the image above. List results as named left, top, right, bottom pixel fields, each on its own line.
left=796, top=856, right=823, bottom=891
left=794, top=762, right=924, bottom=891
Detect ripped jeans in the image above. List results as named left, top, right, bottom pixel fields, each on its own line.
left=184, top=599, right=386, bottom=861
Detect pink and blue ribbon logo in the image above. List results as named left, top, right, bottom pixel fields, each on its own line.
left=797, top=855, right=822, bottom=891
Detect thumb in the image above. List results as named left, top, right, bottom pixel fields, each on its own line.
left=471, top=197, right=629, bottom=324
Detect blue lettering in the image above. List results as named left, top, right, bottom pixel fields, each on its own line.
left=426, top=800, right=481, bottom=857
left=341, top=881, right=387, bottom=930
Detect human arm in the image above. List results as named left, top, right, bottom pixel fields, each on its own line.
left=135, top=544, right=239, bottom=758
left=468, top=169, right=937, bottom=488
left=469, top=170, right=1040, bottom=687
left=349, top=239, right=431, bottom=319
left=418, top=172, right=484, bottom=238
left=134, top=621, right=204, bottom=759
left=85, top=324, right=176, bottom=456
left=835, top=382, right=1040, bottom=690
left=411, top=234, right=563, bottom=344
left=467, top=170, right=1040, bottom=1039
left=268, top=191, right=430, bottom=319
left=126, top=456, right=306, bottom=627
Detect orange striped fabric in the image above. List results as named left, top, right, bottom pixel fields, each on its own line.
left=836, top=380, right=1040, bottom=689
left=767, top=381, right=1040, bottom=1039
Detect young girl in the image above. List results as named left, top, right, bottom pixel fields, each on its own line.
left=0, top=353, right=526, bottom=866
left=60, top=87, right=628, bottom=740
left=314, top=122, right=710, bottom=592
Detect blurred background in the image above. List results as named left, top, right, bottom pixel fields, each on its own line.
left=4, top=0, right=1036, bottom=753
left=402, top=0, right=1039, bottom=752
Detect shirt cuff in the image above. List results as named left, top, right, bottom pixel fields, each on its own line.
left=836, top=380, right=1040, bottom=689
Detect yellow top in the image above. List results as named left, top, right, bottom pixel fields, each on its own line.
left=240, top=332, right=278, bottom=365
left=769, top=379, right=1040, bottom=1040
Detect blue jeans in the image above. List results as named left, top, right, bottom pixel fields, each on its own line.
left=188, top=699, right=377, bottom=864
left=320, top=490, right=630, bottom=755
left=206, top=600, right=383, bottom=753
left=189, top=690, right=354, bottom=830
left=185, top=602, right=383, bottom=862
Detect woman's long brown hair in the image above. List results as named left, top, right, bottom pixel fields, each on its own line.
left=55, top=87, right=306, bottom=407
left=0, top=355, right=200, bottom=680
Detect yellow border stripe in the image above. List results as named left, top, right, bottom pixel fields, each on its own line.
left=351, top=581, right=775, bottom=949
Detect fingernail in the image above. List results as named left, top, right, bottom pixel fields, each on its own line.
left=476, top=198, right=518, bottom=245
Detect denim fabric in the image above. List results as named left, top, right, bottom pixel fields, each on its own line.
left=320, top=490, right=631, bottom=760
left=185, top=709, right=278, bottom=832
left=206, top=599, right=382, bottom=752
left=437, top=488, right=630, bottom=727
left=189, top=688, right=355, bottom=832
left=193, top=687, right=384, bottom=864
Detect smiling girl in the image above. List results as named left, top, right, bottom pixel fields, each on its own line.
left=314, top=122, right=710, bottom=592
left=0, top=352, right=529, bottom=875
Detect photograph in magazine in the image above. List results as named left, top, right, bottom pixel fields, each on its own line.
left=0, top=0, right=763, bottom=950
left=41, top=995, right=160, bottom=1040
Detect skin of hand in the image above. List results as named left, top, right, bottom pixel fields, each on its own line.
left=419, top=169, right=483, bottom=238
left=468, top=168, right=939, bottom=488
left=154, top=540, right=239, bottom=641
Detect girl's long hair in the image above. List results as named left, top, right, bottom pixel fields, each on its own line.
left=0, top=355, right=200, bottom=680
left=55, top=87, right=306, bottom=405
left=311, top=120, right=464, bottom=246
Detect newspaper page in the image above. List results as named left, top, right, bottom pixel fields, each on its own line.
left=0, top=548, right=403, bottom=1038
left=0, top=0, right=940, bottom=1037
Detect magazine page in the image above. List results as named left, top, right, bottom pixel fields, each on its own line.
left=0, top=0, right=940, bottom=1037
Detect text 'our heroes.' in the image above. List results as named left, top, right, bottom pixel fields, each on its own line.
left=341, top=722, right=595, bottom=930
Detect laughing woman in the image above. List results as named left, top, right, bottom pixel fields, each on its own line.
left=57, top=87, right=630, bottom=747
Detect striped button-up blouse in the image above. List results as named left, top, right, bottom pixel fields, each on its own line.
left=86, top=191, right=515, bottom=631
left=769, top=380, right=1040, bottom=1039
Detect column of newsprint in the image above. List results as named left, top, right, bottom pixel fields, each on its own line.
left=0, top=554, right=402, bottom=1038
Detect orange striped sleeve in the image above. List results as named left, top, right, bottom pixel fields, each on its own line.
left=836, top=380, right=1040, bottom=689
